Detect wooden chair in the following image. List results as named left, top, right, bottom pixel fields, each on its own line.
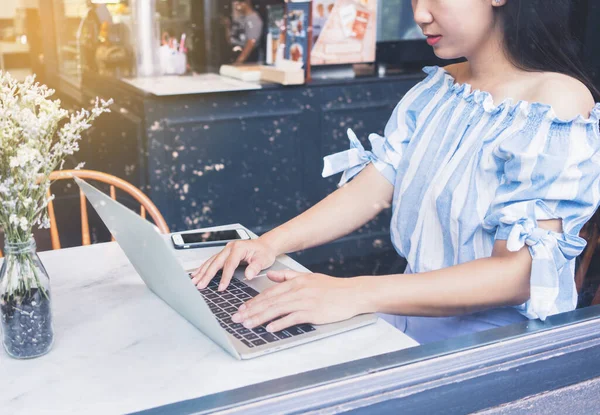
left=0, top=170, right=169, bottom=257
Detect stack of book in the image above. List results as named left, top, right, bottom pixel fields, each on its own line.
left=219, top=62, right=305, bottom=86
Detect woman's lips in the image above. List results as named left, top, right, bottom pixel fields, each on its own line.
left=426, top=35, right=442, bottom=46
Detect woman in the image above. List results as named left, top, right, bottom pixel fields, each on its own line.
left=191, top=0, right=600, bottom=344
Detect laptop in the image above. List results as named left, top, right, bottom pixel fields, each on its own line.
left=76, top=177, right=377, bottom=359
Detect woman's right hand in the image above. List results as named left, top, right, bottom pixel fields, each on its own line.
left=190, top=238, right=279, bottom=292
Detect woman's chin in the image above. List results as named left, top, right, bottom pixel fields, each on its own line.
left=432, top=48, right=462, bottom=61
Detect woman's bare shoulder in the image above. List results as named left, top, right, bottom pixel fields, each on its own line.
left=531, top=72, right=596, bottom=120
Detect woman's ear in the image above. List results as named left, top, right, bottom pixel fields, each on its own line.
left=492, top=0, right=506, bottom=7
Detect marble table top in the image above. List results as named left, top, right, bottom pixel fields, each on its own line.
left=0, top=225, right=418, bottom=414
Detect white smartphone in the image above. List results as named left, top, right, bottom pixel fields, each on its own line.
left=171, top=228, right=251, bottom=249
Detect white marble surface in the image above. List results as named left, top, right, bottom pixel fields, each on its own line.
left=0, top=227, right=418, bottom=415
left=122, top=73, right=262, bottom=96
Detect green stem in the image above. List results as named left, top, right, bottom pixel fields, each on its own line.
left=1, top=243, right=48, bottom=301
left=26, top=253, right=49, bottom=300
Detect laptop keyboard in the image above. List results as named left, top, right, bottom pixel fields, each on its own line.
left=190, top=271, right=316, bottom=349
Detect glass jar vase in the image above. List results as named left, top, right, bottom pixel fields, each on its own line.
left=0, top=238, right=54, bottom=359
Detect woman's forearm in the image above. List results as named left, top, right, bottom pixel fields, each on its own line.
left=356, top=249, right=532, bottom=317
left=260, top=164, right=393, bottom=255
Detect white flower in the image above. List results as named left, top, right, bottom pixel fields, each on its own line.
left=0, top=71, right=111, bottom=238
left=3, top=200, right=17, bottom=210
left=39, top=216, right=50, bottom=229
left=19, top=217, right=28, bottom=231
left=8, top=145, right=41, bottom=169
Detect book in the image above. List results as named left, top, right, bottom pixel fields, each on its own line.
left=284, top=0, right=312, bottom=81
left=219, top=64, right=263, bottom=82
left=260, top=65, right=305, bottom=85
left=266, top=4, right=286, bottom=65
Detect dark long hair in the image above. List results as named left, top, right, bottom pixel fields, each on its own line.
left=496, top=0, right=600, bottom=101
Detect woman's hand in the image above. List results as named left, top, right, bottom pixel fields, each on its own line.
left=190, top=238, right=279, bottom=291
left=231, top=270, right=369, bottom=333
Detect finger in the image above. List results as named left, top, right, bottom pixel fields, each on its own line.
left=195, top=251, right=224, bottom=281
left=197, top=248, right=230, bottom=289
left=237, top=279, right=294, bottom=312
left=193, top=255, right=218, bottom=286
left=265, top=312, right=310, bottom=333
left=191, top=256, right=215, bottom=284
left=266, top=269, right=304, bottom=283
left=191, top=256, right=210, bottom=278
left=239, top=300, right=306, bottom=329
left=241, top=288, right=297, bottom=319
left=198, top=256, right=216, bottom=279
left=191, top=256, right=214, bottom=281
left=219, top=247, right=246, bottom=290
left=244, top=257, right=265, bottom=280
left=190, top=264, right=202, bottom=278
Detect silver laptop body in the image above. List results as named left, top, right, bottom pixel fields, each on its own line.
left=75, top=177, right=377, bottom=359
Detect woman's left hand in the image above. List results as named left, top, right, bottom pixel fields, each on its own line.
left=231, top=270, right=369, bottom=333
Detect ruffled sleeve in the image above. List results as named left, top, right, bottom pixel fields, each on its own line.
left=483, top=105, right=600, bottom=320
left=321, top=127, right=403, bottom=186
left=321, top=67, right=441, bottom=186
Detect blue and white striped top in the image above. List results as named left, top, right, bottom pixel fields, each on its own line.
left=323, top=65, right=600, bottom=321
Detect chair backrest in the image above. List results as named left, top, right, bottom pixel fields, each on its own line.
left=0, top=170, right=169, bottom=257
